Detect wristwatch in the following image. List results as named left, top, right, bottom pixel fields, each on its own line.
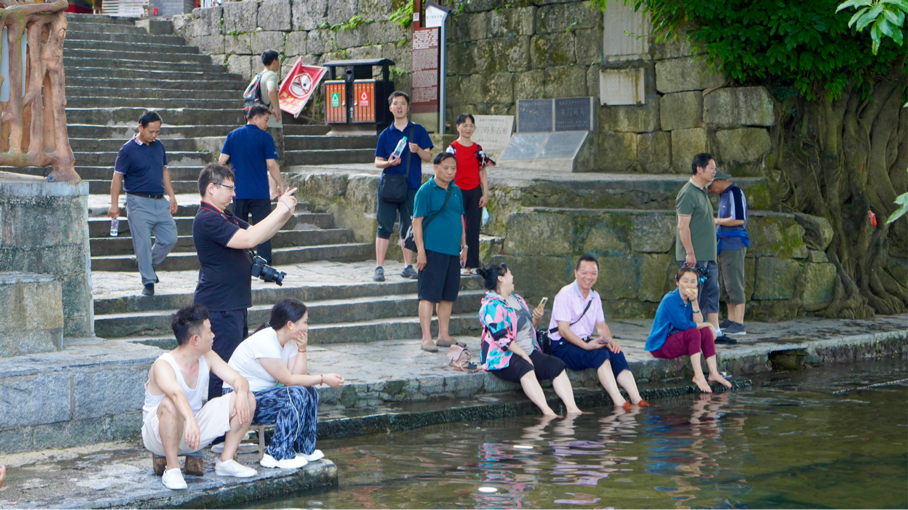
left=461, top=245, right=468, bottom=250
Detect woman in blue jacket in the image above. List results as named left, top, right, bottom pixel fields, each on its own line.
left=646, top=267, right=733, bottom=393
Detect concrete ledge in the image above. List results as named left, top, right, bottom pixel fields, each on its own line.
left=0, top=442, right=337, bottom=509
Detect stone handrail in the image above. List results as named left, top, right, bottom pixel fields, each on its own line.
left=0, top=0, right=76, bottom=182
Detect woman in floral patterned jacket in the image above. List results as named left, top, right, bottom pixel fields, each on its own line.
left=477, top=263, right=583, bottom=417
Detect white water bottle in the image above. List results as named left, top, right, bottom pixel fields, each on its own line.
left=391, top=136, right=408, bottom=160
left=110, top=218, right=119, bottom=237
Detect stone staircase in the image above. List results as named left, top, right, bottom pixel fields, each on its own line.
left=25, top=14, right=480, bottom=349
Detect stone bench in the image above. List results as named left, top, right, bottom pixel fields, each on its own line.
left=0, top=272, right=64, bottom=357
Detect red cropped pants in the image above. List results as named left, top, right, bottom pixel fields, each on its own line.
left=651, top=327, right=716, bottom=360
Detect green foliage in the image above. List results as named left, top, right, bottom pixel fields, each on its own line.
left=227, top=29, right=238, bottom=36
left=334, top=15, right=374, bottom=32
left=888, top=176, right=908, bottom=223
left=390, top=2, right=414, bottom=28
left=590, top=0, right=907, bottom=100
left=837, top=0, right=907, bottom=54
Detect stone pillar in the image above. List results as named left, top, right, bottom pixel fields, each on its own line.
left=0, top=173, right=93, bottom=337
left=0, top=272, right=63, bottom=356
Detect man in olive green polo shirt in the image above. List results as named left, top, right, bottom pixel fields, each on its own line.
left=413, top=152, right=467, bottom=353
left=676, top=153, right=733, bottom=344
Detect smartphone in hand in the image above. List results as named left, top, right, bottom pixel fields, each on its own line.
left=537, top=297, right=548, bottom=309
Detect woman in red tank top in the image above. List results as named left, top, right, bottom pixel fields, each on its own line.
left=447, top=114, right=491, bottom=274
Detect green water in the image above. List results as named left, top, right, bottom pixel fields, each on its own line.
left=263, top=358, right=908, bottom=509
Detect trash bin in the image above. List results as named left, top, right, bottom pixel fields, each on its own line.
left=322, top=58, right=395, bottom=133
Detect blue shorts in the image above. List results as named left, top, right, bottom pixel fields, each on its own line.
left=550, top=339, right=630, bottom=375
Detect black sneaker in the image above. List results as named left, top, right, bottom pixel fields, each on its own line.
left=142, top=283, right=155, bottom=297
left=373, top=266, right=385, bottom=282
left=724, top=322, right=746, bottom=336
left=719, top=319, right=733, bottom=329
left=400, top=265, right=418, bottom=279
left=715, top=334, right=737, bottom=345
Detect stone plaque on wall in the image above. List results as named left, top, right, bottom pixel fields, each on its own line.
left=517, top=99, right=554, bottom=132
left=472, top=115, right=514, bottom=160
left=554, top=97, right=594, bottom=131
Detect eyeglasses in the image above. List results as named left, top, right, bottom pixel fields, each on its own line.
left=216, top=183, right=236, bottom=191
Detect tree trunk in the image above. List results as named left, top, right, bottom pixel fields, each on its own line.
left=770, top=65, right=908, bottom=317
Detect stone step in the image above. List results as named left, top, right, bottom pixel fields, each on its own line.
left=277, top=124, right=332, bottom=136
left=67, top=21, right=149, bottom=34
left=93, top=276, right=460, bottom=315
left=67, top=107, right=245, bottom=126
left=91, top=228, right=353, bottom=257
left=68, top=13, right=140, bottom=24
left=90, top=242, right=374, bottom=271
left=64, top=56, right=228, bottom=74
left=66, top=30, right=186, bottom=45
left=65, top=67, right=246, bottom=83
left=283, top=135, right=377, bottom=151
left=72, top=150, right=211, bottom=166
left=88, top=211, right=333, bottom=237
left=95, top=291, right=485, bottom=339
left=66, top=97, right=241, bottom=109
left=87, top=179, right=200, bottom=195
left=499, top=174, right=774, bottom=211
left=66, top=76, right=246, bottom=92
left=65, top=124, right=240, bottom=138
left=64, top=38, right=199, bottom=54
left=63, top=48, right=214, bottom=64
left=69, top=137, right=205, bottom=152
left=66, top=87, right=239, bottom=101
left=284, top=149, right=377, bottom=166
left=309, top=312, right=482, bottom=345
left=0, top=160, right=229, bottom=182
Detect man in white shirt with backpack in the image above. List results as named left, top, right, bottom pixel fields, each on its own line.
left=244, top=49, right=284, bottom=167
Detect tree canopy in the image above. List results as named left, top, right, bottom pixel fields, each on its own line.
left=592, top=0, right=907, bottom=101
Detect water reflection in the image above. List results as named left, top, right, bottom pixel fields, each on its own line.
left=258, top=358, right=908, bottom=509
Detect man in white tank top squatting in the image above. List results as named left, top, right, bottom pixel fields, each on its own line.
left=141, top=304, right=258, bottom=490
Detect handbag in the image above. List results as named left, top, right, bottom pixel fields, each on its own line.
left=378, top=126, right=415, bottom=204
left=537, top=300, right=592, bottom=354
left=446, top=341, right=480, bottom=372
left=403, top=183, right=453, bottom=253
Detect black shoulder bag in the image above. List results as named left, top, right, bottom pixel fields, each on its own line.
left=378, top=126, right=415, bottom=204
left=403, top=183, right=453, bottom=253
left=536, top=300, right=592, bottom=355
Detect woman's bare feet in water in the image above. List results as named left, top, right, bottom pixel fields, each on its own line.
left=692, top=375, right=713, bottom=393
left=542, top=407, right=560, bottom=417
left=565, top=407, right=586, bottom=415
left=708, top=373, right=733, bottom=389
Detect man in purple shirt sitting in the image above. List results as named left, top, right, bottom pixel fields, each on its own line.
left=547, top=254, right=647, bottom=409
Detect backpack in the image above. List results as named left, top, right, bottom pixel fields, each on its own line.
left=243, top=72, right=265, bottom=119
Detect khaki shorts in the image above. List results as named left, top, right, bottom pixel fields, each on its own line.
left=142, top=394, right=234, bottom=456
left=719, top=248, right=747, bottom=305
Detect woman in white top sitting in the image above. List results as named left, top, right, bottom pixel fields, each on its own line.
left=224, top=298, right=345, bottom=469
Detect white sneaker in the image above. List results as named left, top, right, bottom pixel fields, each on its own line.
left=300, top=449, right=325, bottom=462
left=260, top=453, right=308, bottom=470
left=162, top=468, right=187, bottom=490
left=214, top=458, right=257, bottom=478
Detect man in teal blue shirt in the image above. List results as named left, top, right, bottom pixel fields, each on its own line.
left=413, top=152, right=466, bottom=353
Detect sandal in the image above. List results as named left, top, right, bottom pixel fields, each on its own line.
left=452, top=361, right=482, bottom=373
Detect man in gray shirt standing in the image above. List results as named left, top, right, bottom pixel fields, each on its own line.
left=675, top=153, right=734, bottom=344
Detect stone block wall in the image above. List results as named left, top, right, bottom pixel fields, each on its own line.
left=174, top=0, right=774, bottom=176
left=0, top=175, right=93, bottom=338
left=494, top=208, right=837, bottom=321
left=0, top=273, right=63, bottom=357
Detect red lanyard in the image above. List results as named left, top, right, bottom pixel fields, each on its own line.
left=199, top=202, right=239, bottom=226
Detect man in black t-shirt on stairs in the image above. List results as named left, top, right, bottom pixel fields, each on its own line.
left=192, top=163, right=299, bottom=400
